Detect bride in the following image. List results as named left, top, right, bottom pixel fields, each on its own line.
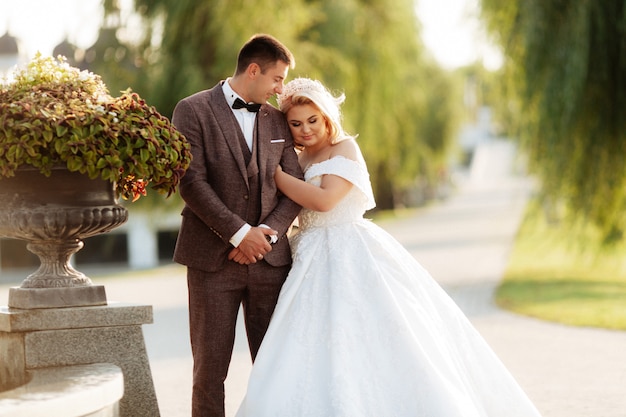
left=235, top=78, right=542, bottom=417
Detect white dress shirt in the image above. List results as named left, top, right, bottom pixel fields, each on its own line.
left=223, top=79, right=255, bottom=150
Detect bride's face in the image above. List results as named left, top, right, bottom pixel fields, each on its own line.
left=286, top=103, right=330, bottom=149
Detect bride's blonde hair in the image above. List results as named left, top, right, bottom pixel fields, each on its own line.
left=277, top=78, right=355, bottom=145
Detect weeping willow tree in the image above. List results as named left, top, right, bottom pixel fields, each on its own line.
left=481, top=1, right=626, bottom=241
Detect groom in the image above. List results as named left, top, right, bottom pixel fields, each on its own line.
left=171, top=34, right=302, bottom=417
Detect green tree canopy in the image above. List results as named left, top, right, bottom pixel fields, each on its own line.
left=130, top=0, right=318, bottom=116
left=98, top=0, right=461, bottom=211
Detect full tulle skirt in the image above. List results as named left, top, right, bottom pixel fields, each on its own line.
left=236, top=219, right=541, bottom=417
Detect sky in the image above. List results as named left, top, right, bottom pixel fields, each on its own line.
left=0, top=0, right=103, bottom=59
left=416, top=0, right=502, bottom=70
left=0, top=0, right=502, bottom=71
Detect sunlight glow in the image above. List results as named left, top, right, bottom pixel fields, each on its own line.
left=0, top=0, right=502, bottom=71
left=415, top=0, right=503, bottom=70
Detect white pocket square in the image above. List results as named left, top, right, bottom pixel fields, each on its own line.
left=270, top=139, right=285, bottom=143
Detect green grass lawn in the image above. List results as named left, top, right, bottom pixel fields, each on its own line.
left=496, top=200, right=626, bottom=330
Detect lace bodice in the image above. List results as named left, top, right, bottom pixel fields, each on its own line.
left=297, top=156, right=376, bottom=231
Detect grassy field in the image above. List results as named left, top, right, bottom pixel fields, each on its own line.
left=496, top=200, right=626, bottom=330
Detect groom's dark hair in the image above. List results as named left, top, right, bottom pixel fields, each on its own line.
left=235, top=34, right=295, bottom=75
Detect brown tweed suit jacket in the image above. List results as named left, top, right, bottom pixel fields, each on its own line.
left=172, top=82, right=303, bottom=272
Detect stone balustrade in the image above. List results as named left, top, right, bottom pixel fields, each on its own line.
left=0, top=302, right=160, bottom=416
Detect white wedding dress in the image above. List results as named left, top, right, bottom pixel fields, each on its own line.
left=236, top=156, right=542, bottom=417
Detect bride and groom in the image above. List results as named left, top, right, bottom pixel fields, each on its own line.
left=172, top=34, right=542, bottom=417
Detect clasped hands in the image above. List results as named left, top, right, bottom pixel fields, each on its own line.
left=228, top=226, right=277, bottom=265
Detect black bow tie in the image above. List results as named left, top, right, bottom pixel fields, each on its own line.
left=232, top=98, right=261, bottom=112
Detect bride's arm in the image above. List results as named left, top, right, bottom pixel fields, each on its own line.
left=275, top=167, right=352, bottom=212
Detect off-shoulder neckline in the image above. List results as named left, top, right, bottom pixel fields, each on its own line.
left=304, top=155, right=360, bottom=174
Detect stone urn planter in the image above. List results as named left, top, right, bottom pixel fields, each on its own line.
left=0, top=54, right=192, bottom=309
left=0, top=167, right=128, bottom=309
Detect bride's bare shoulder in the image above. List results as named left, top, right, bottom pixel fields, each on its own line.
left=330, top=139, right=359, bottom=161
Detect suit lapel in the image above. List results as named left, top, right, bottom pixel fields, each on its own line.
left=255, top=105, right=273, bottom=185
left=208, top=86, right=249, bottom=186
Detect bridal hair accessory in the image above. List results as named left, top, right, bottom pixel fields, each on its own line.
left=278, top=77, right=353, bottom=144
left=277, top=78, right=328, bottom=108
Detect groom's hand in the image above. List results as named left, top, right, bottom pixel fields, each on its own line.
left=228, top=247, right=251, bottom=265
left=231, top=227, right=274, bottom=264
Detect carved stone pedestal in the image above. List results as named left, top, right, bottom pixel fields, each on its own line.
left=0, top=167, right=128, bottom=310
left=0, top=302, right=160, bottom=417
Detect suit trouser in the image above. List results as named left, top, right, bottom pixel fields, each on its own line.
left=187, top=261, right=289, bottom=417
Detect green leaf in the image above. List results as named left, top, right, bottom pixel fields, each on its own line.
left=134, top=138, right=146, bottom=148
left=96, top=158, right=108, bottom=169
left=140, top=148, right=150, bottom=163
left=67, top=156, right=83, bottom=171
left=42, top=130, right=53, bottom=142
left=56, top=125, right=68, bottom=137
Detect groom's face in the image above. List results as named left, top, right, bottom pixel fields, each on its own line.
left=250, top=60, right=289, bottom=104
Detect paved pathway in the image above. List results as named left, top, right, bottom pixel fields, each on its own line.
left=2, top=139, right=626, bottom=416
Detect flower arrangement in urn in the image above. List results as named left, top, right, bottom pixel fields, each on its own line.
left=0, top=53, right=191, bottom=202
left=0, top=54, right=192, bottom=309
